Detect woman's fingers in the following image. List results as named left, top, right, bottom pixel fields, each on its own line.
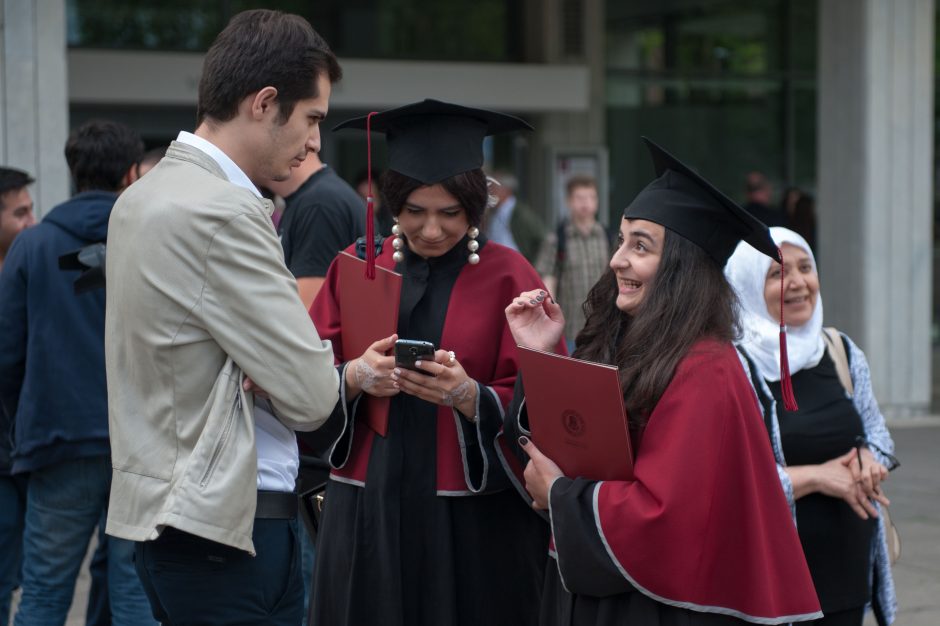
left=368, top=333, right=398, bottom=356
left=856, top=485, right=879, bottom=518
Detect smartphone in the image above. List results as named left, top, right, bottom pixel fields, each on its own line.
left=394, top=339, right=436, bottom=375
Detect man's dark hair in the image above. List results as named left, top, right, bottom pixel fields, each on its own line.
left=140, top=145, right=168, bottom=170
left=0, top=167, right=35, bottom=207
left=382, top=169, right=489, bottom=228
left=197, top=9, right=342, bottom=126
left=65, top=120, right=144, bottom=193
left=566, top=174, right=597, bottom=197
left=573, top=229, right=737, bottom=425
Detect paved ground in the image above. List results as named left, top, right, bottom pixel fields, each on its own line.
left=8, top=420, right=939, bottom=626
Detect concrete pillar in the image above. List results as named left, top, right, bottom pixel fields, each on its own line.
left=0, top=0, right=69, bottom=217
left=817, top=0, right=934, bottom=417
left=524, top=0, right=606, bottom=222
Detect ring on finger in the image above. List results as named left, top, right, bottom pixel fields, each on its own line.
left=448, top=350, right=456, bottom=364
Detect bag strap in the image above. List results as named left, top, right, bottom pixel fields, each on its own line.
left=822, top=327, right=854, bottom=396
left=554, top=219, right=568, bottom=277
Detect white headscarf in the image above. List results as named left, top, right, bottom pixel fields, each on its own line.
left=724, top=227, right=825, bottom=381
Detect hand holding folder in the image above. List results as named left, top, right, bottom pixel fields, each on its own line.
left=337, top=252, right=402, bottom=436
left=517, top=346, right=634, bottom=481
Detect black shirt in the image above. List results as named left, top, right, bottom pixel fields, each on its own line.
left=278, top=165, right=366, bottom=278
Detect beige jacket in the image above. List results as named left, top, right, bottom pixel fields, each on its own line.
left=104, top=142, right=339, bottom=554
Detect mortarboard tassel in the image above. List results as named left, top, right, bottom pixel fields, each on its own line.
left=364, top=111, right=379, bottom=280
left=777, top=246, right=798, bottom=411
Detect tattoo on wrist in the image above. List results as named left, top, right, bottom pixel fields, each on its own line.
left=354, top=359, right=379, bottom=392
left=441, top=380, right=472, bottom=408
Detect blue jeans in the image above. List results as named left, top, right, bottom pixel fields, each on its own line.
left=0, top=474, right=27, bottom=626
left=85, top=512, right=111, bottom=626
left=13, top=455, right=156, bottom=626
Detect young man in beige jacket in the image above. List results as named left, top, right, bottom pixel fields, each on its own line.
left=104, top=10, right=342, bottom=624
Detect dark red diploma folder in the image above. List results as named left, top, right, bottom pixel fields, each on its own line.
left=517, top=346, right=634, bottom=481
left=337, top=251, right=402, bottom=436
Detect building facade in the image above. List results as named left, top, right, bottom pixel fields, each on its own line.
left=1, top=0, right=934, bottom=416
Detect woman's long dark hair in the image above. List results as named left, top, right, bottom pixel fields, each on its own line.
left=573, top=228, right=737, bottom=426
left=381, top=168, right=488, bottom=227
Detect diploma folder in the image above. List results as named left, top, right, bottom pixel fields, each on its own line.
left=336, top=251, right=402, bottom=437
left=517, top=346, right=634, bottom=481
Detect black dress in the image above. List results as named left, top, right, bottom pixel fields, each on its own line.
left=310, top=241, right=548, bottom=626
left=768, top=349, right=875, bottom=617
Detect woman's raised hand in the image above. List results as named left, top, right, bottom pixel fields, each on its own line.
left=505, top=289, right=565, bottom=353
left=391, top=348, right=479, bottom=418
left=345, top=334, right=400, bottom=399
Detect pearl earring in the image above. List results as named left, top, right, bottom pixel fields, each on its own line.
left=467, top=226, right=480, bottom=265
left=391, top=221, right=404, bottom=263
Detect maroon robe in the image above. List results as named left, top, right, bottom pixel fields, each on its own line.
left=504, top=340, right=822, bottom=625
left=307, top=237, right=559, bottom=626
left=310, top=237, right=561, bottom=493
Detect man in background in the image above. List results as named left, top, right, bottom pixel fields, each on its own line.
left=742, top=171, right=789, bottom=227
left=267, top=148, right=365, bottom=308
left=0, top=169, right=35, bottom=272
left=0, top=120, right=154, bottom=626
left=535, top=175, right=609, bottom=352
left=0, top=166, right=35, bottom=626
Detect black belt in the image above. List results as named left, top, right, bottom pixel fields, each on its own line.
left=256, top=490, right=297, bottom=519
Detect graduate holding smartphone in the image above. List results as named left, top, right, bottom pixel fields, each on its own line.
left=306, top=100, right=563, bottom=626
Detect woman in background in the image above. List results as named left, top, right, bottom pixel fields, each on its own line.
left=726, top=226, right=898, bottom=626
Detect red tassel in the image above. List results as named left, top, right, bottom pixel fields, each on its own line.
left=365, top=196, right=375, bottom=280
left=364, top=111, right=379, bottom=280
left=777, top=246, right=798, bottom=411
left=779, top=327, right=799, bottom=411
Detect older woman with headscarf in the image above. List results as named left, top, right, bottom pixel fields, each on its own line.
left=725, top=226, right=899, bottom=626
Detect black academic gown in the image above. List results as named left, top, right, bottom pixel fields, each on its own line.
left=310, top=240, right=548, bottom=626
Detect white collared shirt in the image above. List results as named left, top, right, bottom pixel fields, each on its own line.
left=175, top=131, right=298, bottom=493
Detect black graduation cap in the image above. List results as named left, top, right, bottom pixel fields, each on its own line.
left=624, top=138, right=799, bottom=411
left=333, top=99, right=533, bottom=184
left=58, top=243, right=106, bottom=294
left=624, top=137, right=778, bottom=266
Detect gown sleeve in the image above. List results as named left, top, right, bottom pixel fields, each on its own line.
left=548, top=477, right=638, bottom=597
left=445, top=248, right=562, bottom=495
left=549, top=344, right=820, bottom=622
left=451, top=380, right=510, bottom=493
left=296, top=361, right=363, bottom=468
